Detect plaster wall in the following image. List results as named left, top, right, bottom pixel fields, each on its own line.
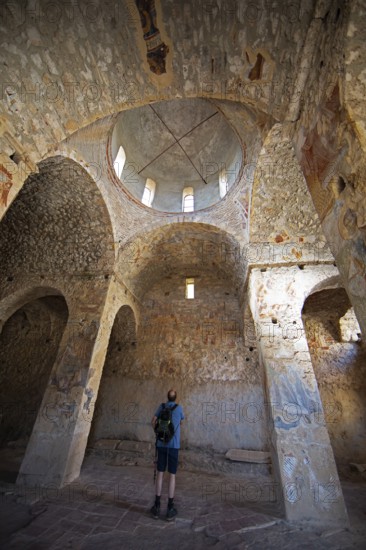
left=90, top=273, right=268, bottom=453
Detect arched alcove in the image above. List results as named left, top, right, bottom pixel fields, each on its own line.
left=0, top=293, right=68, bottom=480
left=302, top=287, right=366, bottom=468
left=108, top=223, right=269, bottom=461
left=0, top=155, right=116, bottom=485
left=88, top=305, right=138, bottom=444
left=117, top=222, right=248, bottom=300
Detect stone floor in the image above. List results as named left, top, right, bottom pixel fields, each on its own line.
left=0, top=453, right=366, bottom=549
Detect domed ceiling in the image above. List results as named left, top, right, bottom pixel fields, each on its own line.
left=111, top=98, right=243, bottom=212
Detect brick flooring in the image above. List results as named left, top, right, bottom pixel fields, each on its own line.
left=1, top=455, right=366, bottom=549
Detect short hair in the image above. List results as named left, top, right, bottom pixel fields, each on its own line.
left=167, top=389, right=177, bottom=402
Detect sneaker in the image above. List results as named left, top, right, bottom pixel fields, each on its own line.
left=150, top=504, right=160, bottom=519
left=166, top=506, right=178, bottom=521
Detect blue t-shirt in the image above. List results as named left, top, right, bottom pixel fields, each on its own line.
left=155, top=401, right=184, bottom=449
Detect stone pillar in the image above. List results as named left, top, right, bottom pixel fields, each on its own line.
left=249, top=265, right=349, bottom=527
left=16, top=315, right=97, bottom=487
left=17, top=277, right=139, bottom=488
left=17, top=297, right=113, bottom=488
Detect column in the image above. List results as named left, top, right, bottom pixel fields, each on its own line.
left=17, top=301, right=111, bottom=488
left=249, top=266, right=348, bottom=527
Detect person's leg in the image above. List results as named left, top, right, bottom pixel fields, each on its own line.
left=168, top=473, right=175, bottom=498
left=166, top=449, right=179, bottom=520
left=151, top=449, right=167, bottom=518
left=156, top=471, right=164, bottom=496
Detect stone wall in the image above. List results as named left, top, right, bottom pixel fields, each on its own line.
left=0, top=155, right=115, bottom=323
left=250, top=125, right=328, bottom=248
left=90, top=273, right=268, bottom=453
left=289, top=0, right=366, bottom=336
left=0, top=0, right=317, bottom=164
left=117, top=222, right=247, bottom=302
left=344, top=0, right=366, bottom=150
left=0, top=156, right=114, bottom=282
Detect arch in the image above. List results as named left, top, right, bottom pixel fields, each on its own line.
left=304, top=274, right=342, bottom=303
left=303, top=287, right=352, bottom=342
left=0, top=156, right=116, bottom=287
left=0, top=285, right=67, bottom=334
left=117, top=221, right=245, bottom=300
left=87, top=304, right=138, bottom=444
left=301, top=285, right=366, bottom=466
left=0, top=292, right=68, bottom=457
left=89, top=245, right=268, bottom=456
left=303, top=281, right=362, bottom=345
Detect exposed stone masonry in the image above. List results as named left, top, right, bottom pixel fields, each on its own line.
left=0, top=0, right=365, bottom=536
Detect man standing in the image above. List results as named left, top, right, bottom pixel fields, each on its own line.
left=150, top=388, right=184, bottom=520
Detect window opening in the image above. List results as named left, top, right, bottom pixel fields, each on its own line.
left=185, top=278, right=194, bottom=299
left=182, top=187, right=194, bottom=212
left=114, top=145, right=126, bottom=179
left=141, top=178, right=156, bottom=207
left=219, top=167, right=228, bottom=198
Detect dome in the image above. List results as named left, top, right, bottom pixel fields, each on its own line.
left=111, top=98, right=243, bottom=212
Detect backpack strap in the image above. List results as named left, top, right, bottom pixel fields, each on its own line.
left=165, top=403, right=178, bottom=411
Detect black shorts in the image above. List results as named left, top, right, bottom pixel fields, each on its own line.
left=157, top=447, right=179, bottom=474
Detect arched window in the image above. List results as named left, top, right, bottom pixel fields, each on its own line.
left=141, top=178, right=156, bottom=207
left=113, top=145, right=126, bottom=179
left=219, top=167, right=228, bottom=198
left=182, top=187, right=194, bottom=212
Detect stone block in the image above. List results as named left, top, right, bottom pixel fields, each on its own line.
left=225, top=449, right=271, bottom=464
left=117, top=440, right=152, bottom=453
left=94, top=439, right=121, bottom=450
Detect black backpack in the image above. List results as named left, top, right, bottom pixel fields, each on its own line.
left=155, top=403, right=178, bottom=444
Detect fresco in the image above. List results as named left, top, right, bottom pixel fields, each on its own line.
left=0, top=164, right=13, bottom=207
left=135, top=0, right=169, bottom=75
